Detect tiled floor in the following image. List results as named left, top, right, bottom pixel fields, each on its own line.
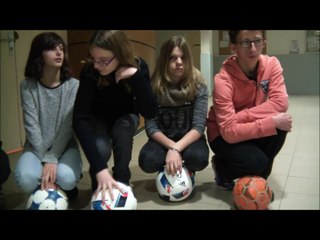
left=2, top=95, right=319, bottom=210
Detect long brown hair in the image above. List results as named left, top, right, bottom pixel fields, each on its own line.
left=89, top=30, right=139, bottom=88
left=151, top=35, right=205, bottom=101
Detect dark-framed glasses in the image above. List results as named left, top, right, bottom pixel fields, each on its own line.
left=237, top=38, right=264, bottom=48
left=87, top=56, right=116, bottom=67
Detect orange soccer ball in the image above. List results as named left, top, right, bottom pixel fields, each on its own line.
left=233, top=176, right=273, bottom=210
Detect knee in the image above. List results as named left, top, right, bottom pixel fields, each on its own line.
left=244, top=155, right=268, bottom=174
left=139, top=163, right=158, bottom=173
left=112, top=116, right=137, bottom=139
left=112, top=119, right=132, bottom=135
left=185, top=157, right=209, bottom=172
left=139, top=154, right=160, bottom=173
left=56, top=166, right=77, bottom=191
left=198, top=158, right=209, bottom=171
left=139, top=159, right=153, bottom=173
left=184, top=150, right=209, bottom=172
left=14, top=169, right=39, bottom=193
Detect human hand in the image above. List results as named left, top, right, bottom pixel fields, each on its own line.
left=41, top=163, right=57, bottom=190
left=94, top=169, right=124, bottom=201
left=115, top=67, right=137, bottom=83
left=273, top=112, right=292, bottom=132
left=165, top=148, right=183, bottom=176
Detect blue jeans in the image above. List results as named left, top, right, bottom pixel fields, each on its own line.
left=139, top=137, right=209, bottom=173
left=14, top=147, right=82, bottom=193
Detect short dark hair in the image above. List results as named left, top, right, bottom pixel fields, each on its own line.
left=228, top=30, right=240, bottom=44
left=229, top=30, right=265, bottom=44
left=24, top=32, right=70, bottom=81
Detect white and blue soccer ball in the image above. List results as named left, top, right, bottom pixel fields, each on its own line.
left=91, top=182, right=137, bottom=210
left=26, top=187, right=69, bottom=210
left=156, top=166, right=195, bottom=202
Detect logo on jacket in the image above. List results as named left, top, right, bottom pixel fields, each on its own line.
left=260, top=80, right=269, bottom=93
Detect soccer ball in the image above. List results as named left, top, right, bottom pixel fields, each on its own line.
left=156, top=166, right=195, bottom=202
left=26, top=187, right=68, bottom=210
left=91, top=182, right=137, bottom=210
left=233, top=176, right=273, bottom=210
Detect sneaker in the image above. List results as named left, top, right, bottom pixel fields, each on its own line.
left=211, top=156, right=235, bottom=191
left=0, top=188, right=5, bottom=209
left=270, top=189, right=275, bottom=202
left=64, top=187, right=79, bottom=202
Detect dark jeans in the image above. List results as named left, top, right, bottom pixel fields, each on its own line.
left=0, top=143, right=11, bottom=186
left=208, top=129, right=288, bottom=180
left=139, top=137, right=209, bottom=173
left=89, top=114, right=139, bottom=191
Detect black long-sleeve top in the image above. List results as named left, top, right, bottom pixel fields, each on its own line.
left=73, top=58, right=158, bottom=172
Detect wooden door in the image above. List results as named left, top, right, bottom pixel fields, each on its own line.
left=68, top=30, right=94, bottom=79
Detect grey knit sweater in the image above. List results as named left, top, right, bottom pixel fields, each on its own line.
left=145, top=84, right=208, bottom=140
left=20, top=78, right=79, bottom=164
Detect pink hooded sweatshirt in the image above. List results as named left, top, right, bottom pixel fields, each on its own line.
left=207, top=54, right=289, bottom=144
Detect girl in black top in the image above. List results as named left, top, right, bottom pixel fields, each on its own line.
left=73, top=30, right=158, bottom=199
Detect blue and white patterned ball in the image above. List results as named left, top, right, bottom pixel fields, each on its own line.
left=26, top=187, right=68, bottom=210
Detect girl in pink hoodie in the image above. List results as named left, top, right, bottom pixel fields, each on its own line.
left=207, top=30, right=292, bottom=190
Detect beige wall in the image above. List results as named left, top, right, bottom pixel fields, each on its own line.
left=210, top=30, right=308, bottom=56
left=266, top=30, right=307, bottom=55
left=1, top=30, right=22, bottom=151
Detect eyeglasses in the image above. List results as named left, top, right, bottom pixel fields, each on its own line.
left=237, top=38, right=264, bottom=48
left=87, top=56, right=116, bottom=67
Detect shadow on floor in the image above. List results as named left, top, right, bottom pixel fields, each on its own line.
left=4, top=192, right=27, bottom=210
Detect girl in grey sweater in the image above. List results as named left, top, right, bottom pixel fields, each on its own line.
left=15, top=32, right=82, bottom=200
left=139, top=36, right=209, bottom=179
